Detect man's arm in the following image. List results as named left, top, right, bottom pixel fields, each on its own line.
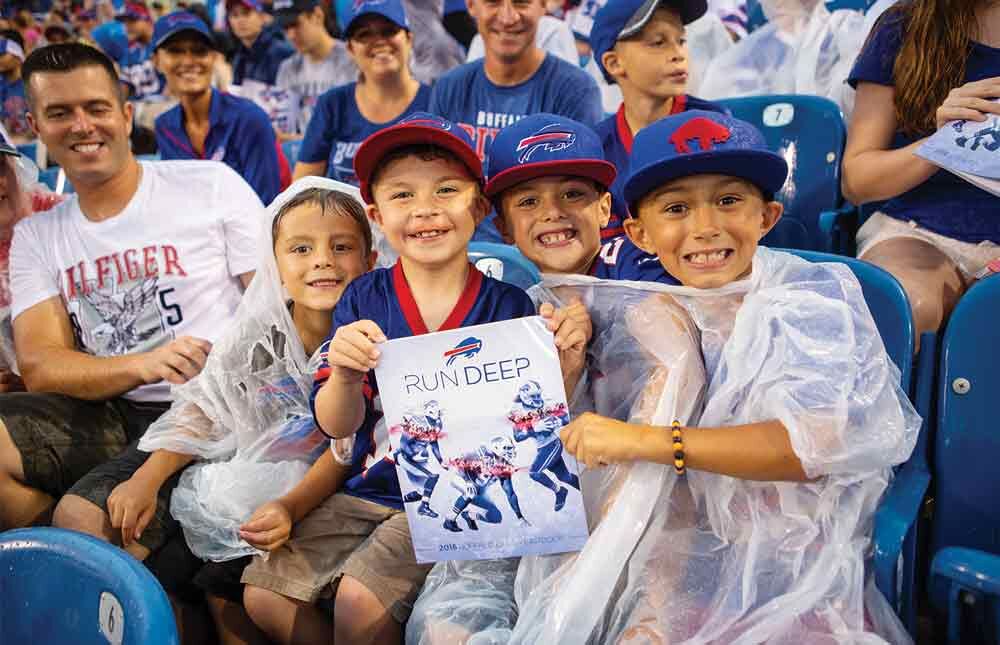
left=14, top=296, right=211, bottom=400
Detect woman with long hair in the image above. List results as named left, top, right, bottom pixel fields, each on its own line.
left=843, top=0, right=1000, bottom=344
left=292, top=0, right=429, bottom=185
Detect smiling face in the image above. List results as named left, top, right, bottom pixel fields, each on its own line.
left=624, top=174, right=782, bottom=289
left=27, top=64, right=133, bottom=187
left=368, top=151, right=487, bottom=271
left=346, top=14, right=412, bottom=80
left=468, top=0, right=544, bottom=64
left=274, top=201, right=375, bottom=316
left=154, top=34, right=216, bottom=98
left=603, top=7, right=688, bottom=99
left=496, top=175, right=610, bottom=274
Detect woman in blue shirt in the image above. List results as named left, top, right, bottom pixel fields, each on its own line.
left=843, top=0, right=1000, bottom=344
left=293, top=0, right=430, bottom=185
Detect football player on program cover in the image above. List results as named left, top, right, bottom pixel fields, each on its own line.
left=509, top=379, right=579, bottom=511
left=443, top=436, right=528, bottom=533
left=394, top=399, right=447, bottom=518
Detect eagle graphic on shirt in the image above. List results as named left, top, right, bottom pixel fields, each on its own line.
left=78, top=276, right=167, bottom=355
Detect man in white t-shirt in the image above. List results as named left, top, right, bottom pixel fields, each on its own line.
left=273, top=0, right=356, bottom=139
left=0, top=43, right=262, bottom=538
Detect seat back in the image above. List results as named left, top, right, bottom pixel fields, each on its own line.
left=788, top=250, right=914, bottom=390
left=932, top=275, right=1000, bottom=561
left=467, top=242, right=541, bottom=291
left=0, top=527, right=179, bottom=645
left=718, top=95, right=847, bottom=252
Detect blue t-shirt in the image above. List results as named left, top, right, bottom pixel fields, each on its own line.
left=122, top=42, right=165, bottom=102
left=594, top=96, right=727, bottom=239
left=311, top=263, right=536, bottom=509
left=429, top=54, right=603, bottom=161
left=589, top=235, right=679, bottom=284
left=155, top=89, right=282, bottom=204
left=848, top=12, right=1000, bottom=243
left=232, top=26, right=295, bottom=86
left=0, top=77, right=29, bottom=140
left=299, top=82, right=432, bottom=185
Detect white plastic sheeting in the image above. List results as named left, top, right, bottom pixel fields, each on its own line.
left=699, top=0, right=868, bottom=117
left=138, top=177, right=361, bottom=562
left=408, top=247, right=919, bottom=644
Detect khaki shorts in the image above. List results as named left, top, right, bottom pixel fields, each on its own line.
left=857, top=212, right=1000, bottom=280
left=241, top=493, right=432, bottom=623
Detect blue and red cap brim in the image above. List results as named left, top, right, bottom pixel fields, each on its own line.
left=485, top=159, right=616, bottom=199
left=354, top=113, right=482, bottom=204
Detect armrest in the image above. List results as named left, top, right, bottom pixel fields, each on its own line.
left=932, top=547, right=1000, bottom=597
left=818, top=204, right=858, bottom=255
left=873, top=461, right=931, bottom=607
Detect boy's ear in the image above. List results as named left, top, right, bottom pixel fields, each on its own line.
left=597, top=190, right=612, bottom=229
left=366, top=203, right=384, bottom=228
left=623, top=215, right=656, bottom=256
left=757, top=200, right=783, bottom=240
left=601, top=47, right=625, bottom=83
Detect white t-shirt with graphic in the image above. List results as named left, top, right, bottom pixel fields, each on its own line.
left=275, top=41, right=357, bottom=134
left=10, top=160, right=263, bottom=402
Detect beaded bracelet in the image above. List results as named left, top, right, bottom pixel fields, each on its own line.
left=671, top=420, right=685, bottom=475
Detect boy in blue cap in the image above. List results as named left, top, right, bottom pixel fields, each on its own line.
left=549, top=109, right=917, bottom=643
left=486, top=112, right=677, bottom=284
left=240, top=113, right=590, bottom=645
left=590, top=0, right=726, bottom=239
left=152, top=11, right=283, bottom=204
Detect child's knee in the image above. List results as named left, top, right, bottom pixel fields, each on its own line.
left=334, top=575, right=397, bottom=641
left=243, top=584, right=290, bottom=629
left=52, top=493, right=109, bottom=536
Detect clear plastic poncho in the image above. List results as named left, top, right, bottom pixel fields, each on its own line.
left=699, top=0, right=868, bottom=118
left=408, top=247, right=919, bottom=645
left=138, top=177, right=364, bottom=562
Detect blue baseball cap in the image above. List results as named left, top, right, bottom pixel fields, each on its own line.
left=226, top=0, right=265, bottom=12
left=591, top=0, right=707, bottom=84
left=354, top=112, right=482, bottom=204
left=345, top=0, right=409, bottom=38
left=152, top=11, right=218, bottom=50
left=484, top=113, right=616, bottom=199
left=623, top=110, right=788, bottom=214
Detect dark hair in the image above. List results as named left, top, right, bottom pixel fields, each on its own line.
left=369, top=144, right=477, bottom=195
left=22, top=43, right=122, bottom=108
left=0, top=28, right=24, bottom=50
left=272, top=188, right=374, bottom=256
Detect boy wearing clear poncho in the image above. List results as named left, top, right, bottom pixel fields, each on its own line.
left=56, top=177, right=376, bottom=642
left=410, top=111, right=920, bottom=644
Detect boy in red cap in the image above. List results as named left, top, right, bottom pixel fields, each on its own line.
left=239, top=112, right=591, bottom=645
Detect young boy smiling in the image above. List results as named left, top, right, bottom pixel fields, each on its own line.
left=486, top=112, right=677, bottom=284
left=240, top=113, right=590, bottom=645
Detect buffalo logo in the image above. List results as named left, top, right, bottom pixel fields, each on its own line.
left=516, top=125, right=576, bottom=163
left=668, top=117, right=731, bottom=154
left=353, top=0, right=385, bottom=10
left=443, top=337, right=482, bottom=366
left=955, top=119, right=1000, bottom=152
left=403, top=116, right=451, bottom=131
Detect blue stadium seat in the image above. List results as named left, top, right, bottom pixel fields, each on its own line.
left=718, top=95, right=847, bottom=253
left=283, top=140, right=303, bottom=169
left=467, top=242, right=541, bottom=290
left=0, top=527, right=179, bottom=644
left=789, top=250, right=928, bottom=635
left=927, top=275, right=1000, bottom=643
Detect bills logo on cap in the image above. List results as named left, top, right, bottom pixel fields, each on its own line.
left=402, top=116, right=452, bottom=131
left=354, top=0, right=386, bottom=9
left=668, top=117, right=731, bottom=154
left=273, top=0, right=294, bottom=10
left=443, top=337, right=482, bottom=366
left=516, top=125, right=576, bottom=163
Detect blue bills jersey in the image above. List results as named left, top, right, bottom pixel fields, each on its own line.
left=311, top=262, right=536, bottom=509
left=589, top=235, right=680, bottom=285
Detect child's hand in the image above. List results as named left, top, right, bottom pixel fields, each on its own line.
left=561, top=412, right=650, bottom=469
left=107, top=475, right=161, bottom=548
left=540, top=299, right=591, bottom=394
left=327, top=320, right=387, bottom=381
left=239, top=500, right=293, bottom=552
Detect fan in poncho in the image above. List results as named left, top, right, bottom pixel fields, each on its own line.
left=409, top=247, right=920, bottom=645
left=137, top=177, right=363, bottom=562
